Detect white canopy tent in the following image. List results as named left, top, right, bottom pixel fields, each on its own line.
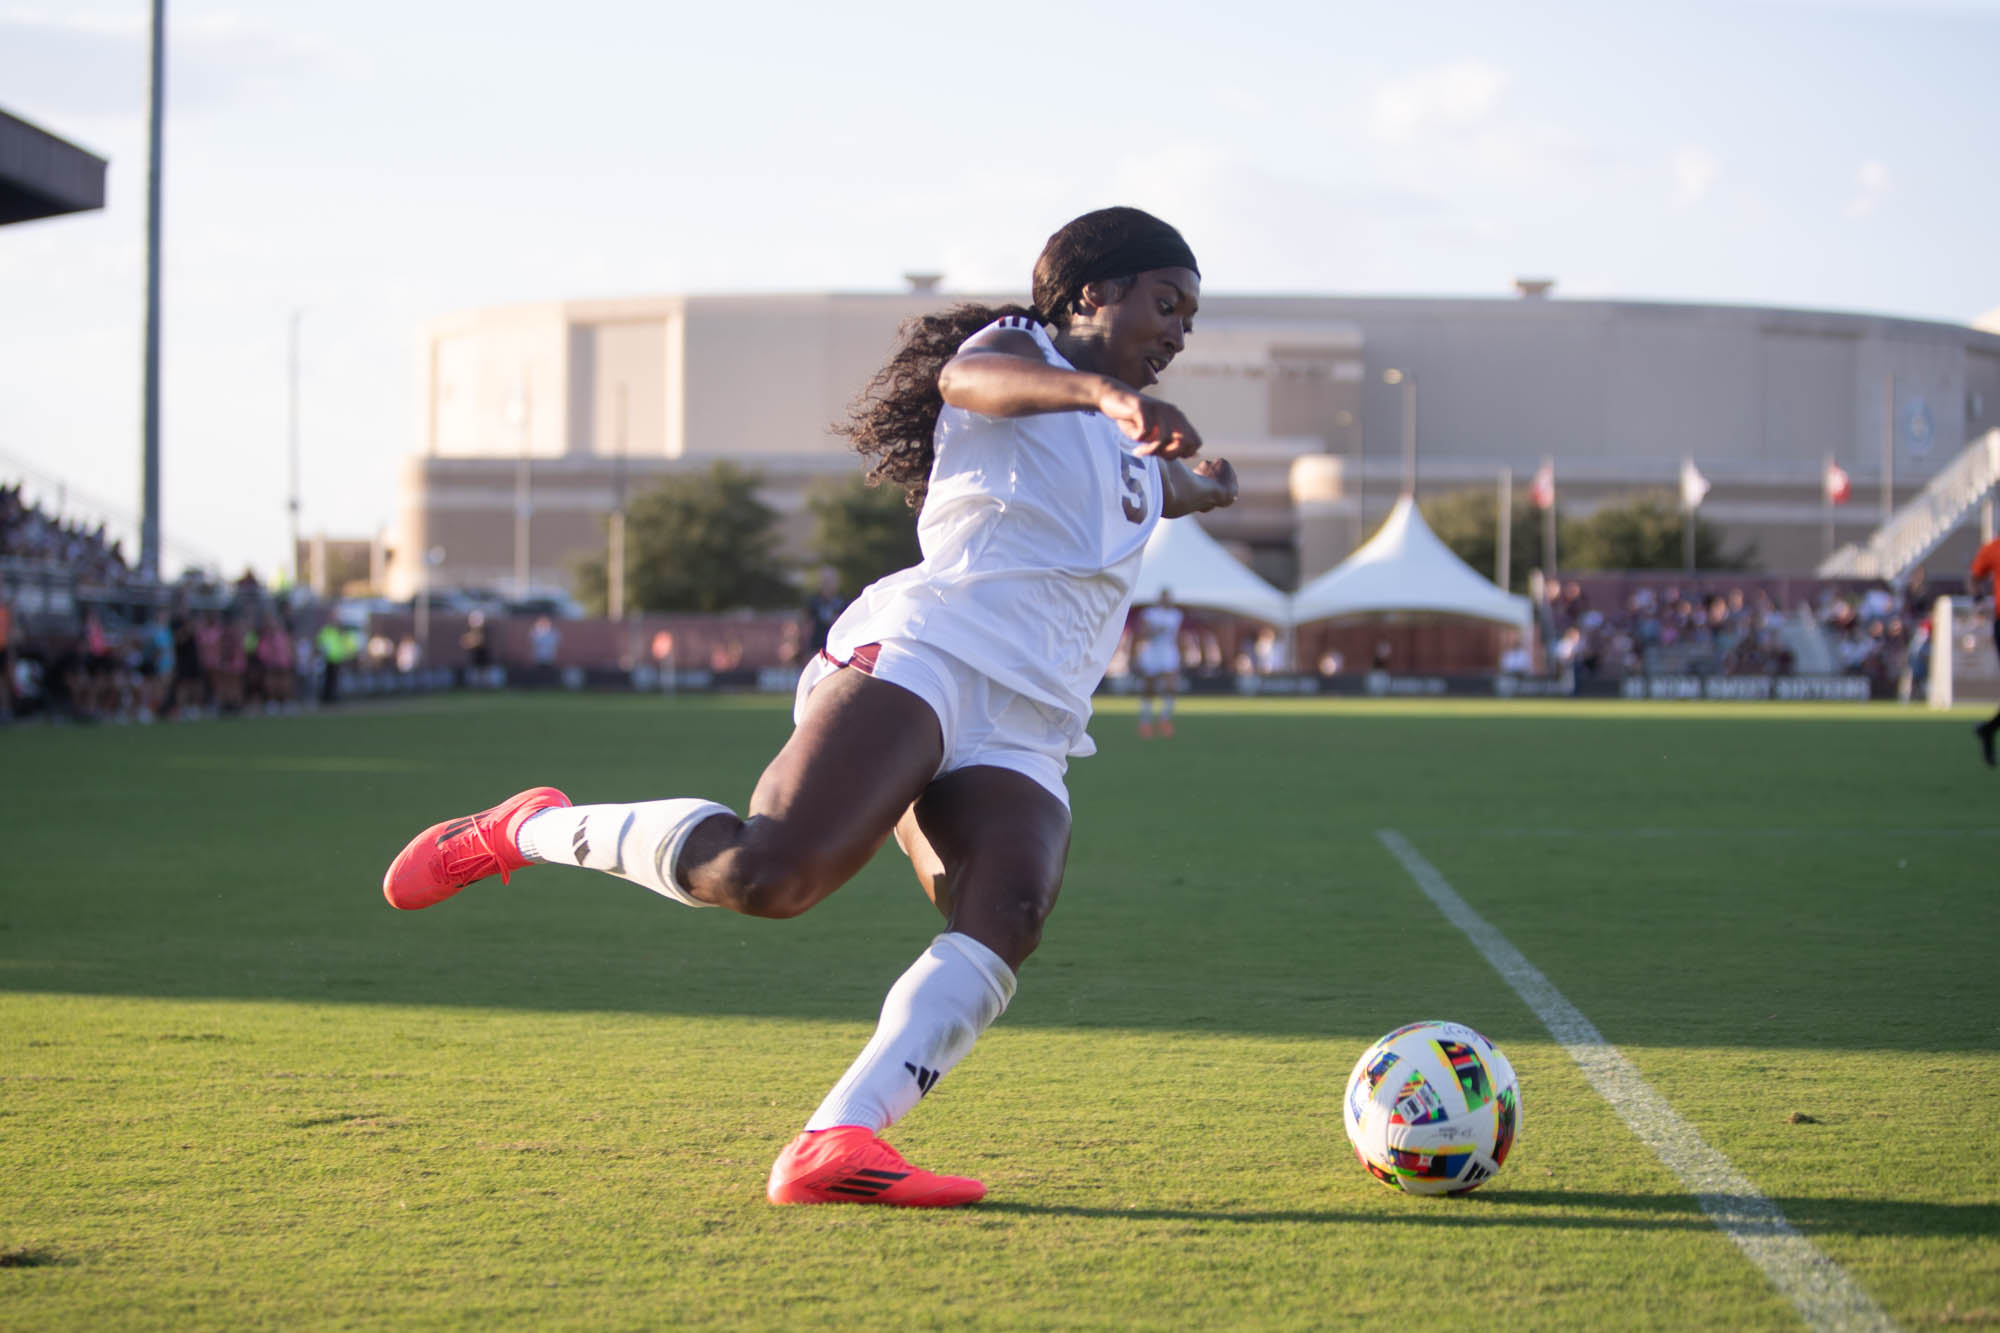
left=1289, top=495, right=1534, bottom=635
left=1130, top=515, right=1290, bottom=625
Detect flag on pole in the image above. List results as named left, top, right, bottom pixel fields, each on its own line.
left=1529, top=459, right=1555, bottom=510
left=1824, top=459, right=1852, bottom=505
left=1680, top=457, right=1711, bottom=509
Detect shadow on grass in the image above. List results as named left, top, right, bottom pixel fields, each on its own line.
left=981, top=1191, right=2000, bottom=1238
left=0, top=1246, right=69, bottom=1268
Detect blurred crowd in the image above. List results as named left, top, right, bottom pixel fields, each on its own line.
left=0, top=483, right=369, bottom=725
left=1, top=482, right=132, bottom=584
left=1541, top=576, right=1934, bottom=695
left=1, top=597, right=360, bottom=726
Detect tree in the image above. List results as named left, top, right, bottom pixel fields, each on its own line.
left=1564, top=491, right=1757, bottom=573
left=806, top=475, right=922, bottom=594
left=1419, top=487, right=1555, bottom=593
left=573, top=462, right=796, bottom=614
left=1421, top=486, right=1756, bottom=587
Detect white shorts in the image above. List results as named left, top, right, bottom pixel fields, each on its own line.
left=794, top=638, right=1073, bottom=808
left=1134, top=641, right=1181, bottom=679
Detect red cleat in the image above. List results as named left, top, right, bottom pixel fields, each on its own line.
left=766, top=1127, right=985, bottom=1207
left=1158, top=718, right=1174, bottom=738
left=381, top=786, right=571, bottom=910
left=1137, top=720, right=1154, bottom=739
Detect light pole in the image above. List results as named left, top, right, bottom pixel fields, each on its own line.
left=415, top=544, right=443, bottom=667
left=138, top=0, right=166, bottom=582
left=287, top=308, right=303, bottom=588
left=508, top=373, right=531, bottom=600
left=609, top=383, right=628, bottom=621
left=1383, top=368, right=1416, bottom=498
left=1881, top=373, right=1896, bottom=532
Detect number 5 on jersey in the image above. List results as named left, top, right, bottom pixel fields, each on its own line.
left=1117, top=452, right=1148, bottom=523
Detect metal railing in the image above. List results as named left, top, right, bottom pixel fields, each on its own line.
left=1818, top=428, right=2000, bottom=582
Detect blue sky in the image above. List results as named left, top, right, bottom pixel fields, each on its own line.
left=2, top=0, right=1996, bottom=577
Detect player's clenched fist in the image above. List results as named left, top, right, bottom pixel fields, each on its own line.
left=1190, top=456, right=1237, bottom=504
left=1097, top=384, right=1203, bottom=459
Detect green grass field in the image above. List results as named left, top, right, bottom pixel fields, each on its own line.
left=3, top=693, right=1997, bottom=1330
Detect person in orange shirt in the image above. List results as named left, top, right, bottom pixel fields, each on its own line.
left=1969, top=536, right=2000, bottom=764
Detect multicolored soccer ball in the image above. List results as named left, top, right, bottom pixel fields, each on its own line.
left=1343, top=1020, right=1520, bottom=1195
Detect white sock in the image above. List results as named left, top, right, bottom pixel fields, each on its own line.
left=1139, top=698, right=1154, bottom=722
left=515, top=799, right=732, bottom=908
left=1160, top=696, right=1175, bottom=720
left=804, top=932, right=1017, bottom=1134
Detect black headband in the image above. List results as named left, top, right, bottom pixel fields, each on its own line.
left=1075, top=234, right=1201, bottom=289
left=1030, top=207, right=1200, bottom=326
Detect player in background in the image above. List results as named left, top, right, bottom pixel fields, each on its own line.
left=797, top=564, right=847, bottom=665
left=1969, top=535, right=2000, bottom=764
left=380, top=207, right=1237, bottom=1207
left=1131, top=589, right=1184, bottom=737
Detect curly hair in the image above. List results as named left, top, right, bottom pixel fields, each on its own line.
left=836, top=302, right=1036, bottom=510
left=836, top=207, right=1197, bottom=511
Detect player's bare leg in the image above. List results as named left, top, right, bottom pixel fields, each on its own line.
left=893, top=803, right=951, bottom=916
left=675, top=668, right=943, bottom=916
left=386, top=667, right=944, bottom=914
left=768, top=767, right=1068, bottom=1206
left=380, top=670, right=1036, bottom=1207
left=897, top=766, right=1070, bottom=972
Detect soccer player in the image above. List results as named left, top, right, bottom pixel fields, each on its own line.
left=1969, top=535, right=2000, bottom=764
left=380, top=207, right=1237, bottom=1207
left=797, top=564, right=847, bottom=665
left=1131, top=590, right=1184, bottom=737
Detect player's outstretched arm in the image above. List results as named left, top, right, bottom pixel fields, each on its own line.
left=939, top=329, right=1108, bottom=418
left=938, top=328, right=1204, bottom=460
left=1161, top=457, right=1238, bottom=518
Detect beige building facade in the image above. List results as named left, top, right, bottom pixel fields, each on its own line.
left=385, top=288, right=2000, bottom=601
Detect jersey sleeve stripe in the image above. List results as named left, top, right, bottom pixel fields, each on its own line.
left=975, top=315, right=1059, bottom=364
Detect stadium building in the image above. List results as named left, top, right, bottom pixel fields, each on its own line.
left=385, top=282, right=2000, bottom=601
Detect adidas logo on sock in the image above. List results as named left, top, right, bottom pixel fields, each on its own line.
left=904, top=1062, right=940, bottom=1097
left=571, top=824, right=590, bottom=864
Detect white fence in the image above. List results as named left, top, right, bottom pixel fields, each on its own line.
left=1928, top=595, right=2000, bottom=707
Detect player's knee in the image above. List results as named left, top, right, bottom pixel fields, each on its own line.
left=719, top=834, right=839, bottom=919
left=997, top=909, right=1048, bottom=962
left=962, top=881, right=1058, bottom=964
left=725, top=860, right=823, bottom=919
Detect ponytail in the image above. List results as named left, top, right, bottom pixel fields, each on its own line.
left=835, top=301, right=1038, bottom=511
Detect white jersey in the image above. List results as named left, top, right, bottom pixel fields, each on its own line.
left=826, top=315, right=1164, bottom=753
left=1133, top=604, right=1185, bottom=677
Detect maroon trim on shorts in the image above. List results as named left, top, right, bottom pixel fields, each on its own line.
left=821, top=642, right=882, bottom=676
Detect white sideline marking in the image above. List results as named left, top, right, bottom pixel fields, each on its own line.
left=1376, top=829, right=1897, bottom=1333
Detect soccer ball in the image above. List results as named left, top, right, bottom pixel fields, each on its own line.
left=1343, top=1020, right=1520, bottom=1195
